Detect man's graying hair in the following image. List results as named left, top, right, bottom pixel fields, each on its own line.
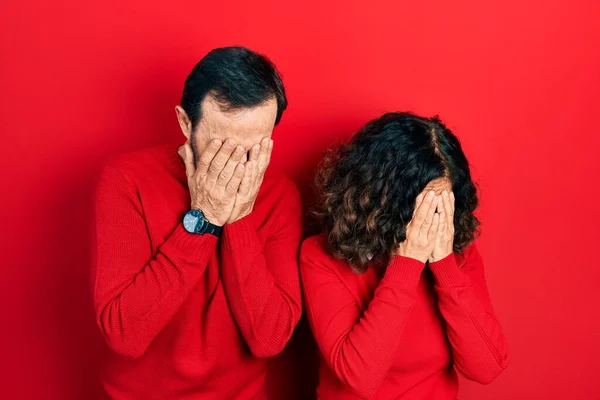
left=180, top=46, right=287, bottom=133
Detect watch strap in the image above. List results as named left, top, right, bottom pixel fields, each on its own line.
left=204, top=223, right=222, bottom=237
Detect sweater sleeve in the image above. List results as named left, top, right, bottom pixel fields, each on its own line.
left=218, top=180, right=303, bottom=358
left=300, top=242, right=425, bottom=399
left=428, top=244, right=509, bottom=384
left=93, top=164, right=218, bottom=359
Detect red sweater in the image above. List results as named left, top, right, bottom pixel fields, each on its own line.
left=93, top=144, right=303, bottom=399
left=300, top=235, right=508, bottom=399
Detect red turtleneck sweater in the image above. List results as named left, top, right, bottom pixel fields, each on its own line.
left=300, top=234, right=508, bottom=399
left=93, top=144, right=303, bottom=399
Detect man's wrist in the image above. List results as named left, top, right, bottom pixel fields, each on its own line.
left=204, top=215, right=224, bottom=227
left=227, top=210, right=250, bottom=224
left=221, top=216, right=258, bottom=251
left=190, top=203, right=224, bottom=226
left=182, top=208, right=223, bottom=236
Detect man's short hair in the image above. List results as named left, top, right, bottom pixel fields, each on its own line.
left=181, top=46, right=287, bottom=131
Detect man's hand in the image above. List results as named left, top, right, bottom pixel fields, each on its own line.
left=391, top=190, right=440, bottom=263
left=429, top=190, right=455, bottom=262
left=178, top=139, right=246, bottom=226
left=227, top=137, right=273, bottom=224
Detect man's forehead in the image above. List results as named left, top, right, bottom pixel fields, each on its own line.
left=197, top=97, right=276, bottom=148
left=199, top=122, right=270, bottom=150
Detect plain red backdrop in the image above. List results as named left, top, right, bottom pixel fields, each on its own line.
left=2, top=0, right=600, bottom=399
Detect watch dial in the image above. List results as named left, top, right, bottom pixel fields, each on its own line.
left=196, top=215, right=207, bottom=233
left=183, top=213, right=199, bottom=233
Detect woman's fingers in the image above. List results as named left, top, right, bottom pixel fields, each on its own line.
left=440, top=190, right=452, bottom=226
left=418, top=192, right=438, bottom=238
left=414, top=191, right=435, bottom=224
left=412, top=193, right=424, bottom=218
left=441, top=190, right=451, bottom=214
left=428, top=212, right=440, bottom=241
left=437, top=211, right=447, bottom=235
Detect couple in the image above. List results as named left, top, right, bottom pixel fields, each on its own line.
left=94, top=46, right=508, bottom=400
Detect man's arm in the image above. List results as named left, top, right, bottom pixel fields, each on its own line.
left=219, top=178, right=303, bottom=357
left=94, top=139, right=245, bottom=359
left=93, top=164, right=218, bottom=359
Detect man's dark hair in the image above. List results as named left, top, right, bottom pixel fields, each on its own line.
left=181, top=46, right=287, bottom=132
left=314, top=112, right=480, bottom=272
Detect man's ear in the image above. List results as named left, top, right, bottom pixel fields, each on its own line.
left=175, top=106, right=192, bottom=140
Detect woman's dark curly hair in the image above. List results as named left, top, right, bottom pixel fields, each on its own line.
left=314, top=112, right=480, bottom=272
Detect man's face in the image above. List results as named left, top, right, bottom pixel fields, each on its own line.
left=190, top=95, right=278, bottom=163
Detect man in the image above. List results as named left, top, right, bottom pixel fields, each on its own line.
left=93, top=46, right=303, bottom=399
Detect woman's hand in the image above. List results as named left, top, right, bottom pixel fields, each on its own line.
left=392, top=190, right=440, bottom=263
left=429, top=190, right=455, bottom=262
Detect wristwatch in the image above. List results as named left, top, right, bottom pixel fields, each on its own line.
left=182, top=209, right=222, bottom=236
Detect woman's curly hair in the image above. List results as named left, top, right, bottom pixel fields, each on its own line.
left=314, top=112, right=480, bottom=273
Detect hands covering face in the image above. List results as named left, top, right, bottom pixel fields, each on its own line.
left=178, top=137, right=273, bottom=226
left=392, top=189, right=455, bottom=263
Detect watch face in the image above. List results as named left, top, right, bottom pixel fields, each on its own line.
left=183, top=209, right=206, bottom=234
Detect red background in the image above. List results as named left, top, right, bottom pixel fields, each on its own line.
left=2, top=1, right=599, bottom=399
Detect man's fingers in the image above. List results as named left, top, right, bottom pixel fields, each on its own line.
left=178, top=143, right=195, bottom=178
left=249, top=144, right=260, bottom=181
left=265, top=138, right=274, bottom=168
left=217, top=145, right=246, bottom=187
left=249, top=144, right=260, bottom=183
left=256, top=139, right=271, bottom=187
left=197, top=139, right=222, bottom=176
left=238, top=161, right=253, bottom=196
left=206, top=139, right=237, bottom=184
left=226, top=163, right=245, bottom=195
left=249, top=143, right=260, bottom=162
left=258, top=137, right=270, bottom=171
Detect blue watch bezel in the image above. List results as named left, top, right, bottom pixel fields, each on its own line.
left=182, top=209, right=222, bottom=236
left=183, top=209, right=207, bottom=234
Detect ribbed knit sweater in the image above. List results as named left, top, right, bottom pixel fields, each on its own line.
left=300, top=234, right=508, bottom=399
left=93, top=144, right=303, bottom=399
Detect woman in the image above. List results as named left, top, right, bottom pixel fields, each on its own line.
left=300, top=112, right=508, bottom=399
